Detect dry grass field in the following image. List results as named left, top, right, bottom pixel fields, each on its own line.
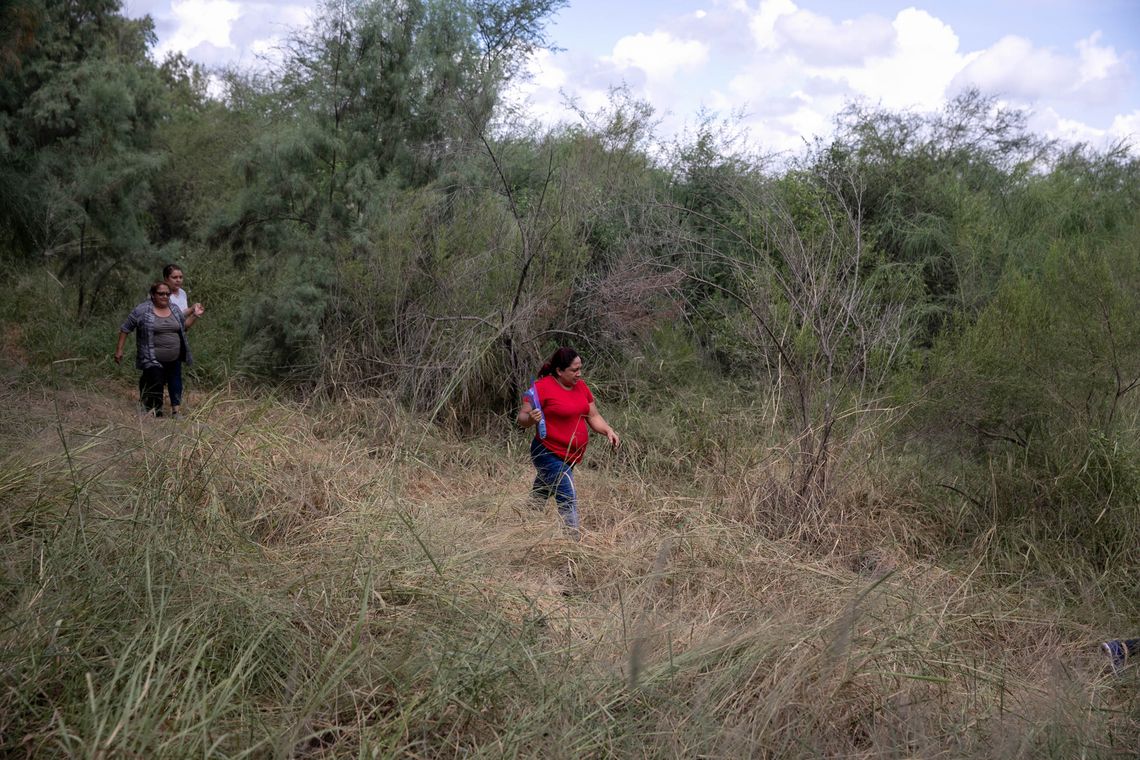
left=1, top=367, right=1138, bottom=757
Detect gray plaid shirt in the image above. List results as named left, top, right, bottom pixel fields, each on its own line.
left=120, top=301, right=193, bottom=370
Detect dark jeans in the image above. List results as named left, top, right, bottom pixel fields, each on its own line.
left=139, top=361, right=183, bottom=414
left=530, top=437, right=579, bottom=529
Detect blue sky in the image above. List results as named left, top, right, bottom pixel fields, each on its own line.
left=123, top=0, right=1140, bottom=155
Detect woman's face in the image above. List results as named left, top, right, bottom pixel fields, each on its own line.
left=555, top=356, right=583, bottom=387
left=151, top=287, right=172, bottom=306
left=165, top=269, right=184, bottom=292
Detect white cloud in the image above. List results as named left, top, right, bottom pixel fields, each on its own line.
left=724, top=56, right=807, bottom=105
left=750, top=0, right=796, bottom=51
left=1109, top=110, right=1140, bottom=144
left=137, top=0, right=1133, bottom=156
left=1022, top=104, right=1140, bottom=148
left=248, top=37, right=282, bottom=60
left=1029, top=105, right=1110, bottom=145
left=775, top=9, right=896, bottom=64
left=509, top=1, right=1136, bottom=156
left=1068, top=32, right=1129, bottom=105
left=715, top=5, right=963, bottom=149
left=706, top=88, right=732, bottom=112
left=526, top=48, right=568, bottom=92
left=1078, top=32, right=1121, bottom=83
left=952, top=32, right=1128, bottom=106
left=229, top=2, right=312, bottom=67
left=606, top=32, right=709, bottom=82
left=504, top=50, right=599, bottom=128
left=952, top=36, right=1070, bottom=99
left=147, top=0, right=311, bottom=68
left=154, top=0, right=241, bottom=59
left=822, top=8, right=964, bottom=110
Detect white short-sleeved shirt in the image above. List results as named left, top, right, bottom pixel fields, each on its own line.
left=170, top=289, right=189, bottom=311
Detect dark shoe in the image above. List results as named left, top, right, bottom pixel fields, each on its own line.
left=1103, top=640, right=1127, bottom=675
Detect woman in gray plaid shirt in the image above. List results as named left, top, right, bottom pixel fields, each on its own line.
left=114, top=281, right=204, bottom=417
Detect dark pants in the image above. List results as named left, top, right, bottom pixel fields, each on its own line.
left=139, top=361, right=183, bottom=414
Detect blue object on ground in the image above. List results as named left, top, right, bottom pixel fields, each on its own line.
left=1103, top=639, right=1127, bottom=675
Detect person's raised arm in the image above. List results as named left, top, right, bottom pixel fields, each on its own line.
left=586, top=402, right=619, bottom=449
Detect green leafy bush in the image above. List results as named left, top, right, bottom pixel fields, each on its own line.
left=238, top=254, right=334, bottom=379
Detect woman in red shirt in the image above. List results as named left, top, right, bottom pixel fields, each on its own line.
left=517, top=347, right=620, bottom=533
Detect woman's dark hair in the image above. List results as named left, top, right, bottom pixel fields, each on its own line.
left=149, top=281, right=169, bottom=296
left=162, top=263, right=183, bottom=279
left=538, top=347, right=579, bottom=378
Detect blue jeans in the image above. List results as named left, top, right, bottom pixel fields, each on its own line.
left=168, top=361, right=183, bottom=408
left=530, top=438, right=579, bottom=529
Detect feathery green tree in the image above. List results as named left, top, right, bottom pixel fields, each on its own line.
left=213, top=0, right=566, bottom=249
left=823, top=90, right=1051, bottom=340
left=0, top=0, right=167, bottom=318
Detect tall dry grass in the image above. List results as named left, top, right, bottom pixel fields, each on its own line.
left=1, top=375, right=1138, bottom=757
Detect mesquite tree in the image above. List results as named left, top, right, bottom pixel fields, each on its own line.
left=210, top=0, right=566, bottom=379
left=214, top=0, right=565, bottom=246
left=672, top=144, right=915, bottom=513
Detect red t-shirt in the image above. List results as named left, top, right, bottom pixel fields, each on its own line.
left=526, top=375, right=595, bottom=464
